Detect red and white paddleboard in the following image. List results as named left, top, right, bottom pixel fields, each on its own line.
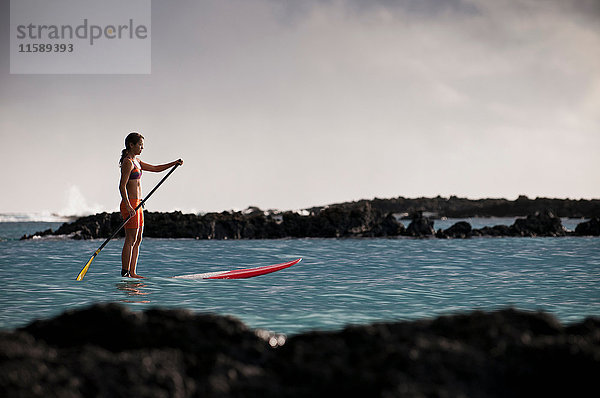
left=172, top=258, right=301, bottom=280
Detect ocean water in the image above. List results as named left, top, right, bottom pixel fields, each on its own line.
left=0, top=220, right=598, bottom=335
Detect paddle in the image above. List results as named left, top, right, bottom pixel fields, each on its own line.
left=76, top=163, right=180, bottom=281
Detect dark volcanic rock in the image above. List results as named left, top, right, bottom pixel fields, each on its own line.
left=309, top=195, right=600, bottom=219
left=511, top=210, right=566, bottom=237
left=437, top=221, right=472, bottom=238
left=19, top=196, right=600, bottom=240
left=19, top=204, right=593, bottom=241
left=574, top=217, right=600, bottom=236
left=472, top=224, right=513, bottom=237
left=268, top=310, right=600, bottom=398
left=471, top=211, right=567, bottom=237
left=2, top=304, right=271, bottom=397
left=405, top=211, right=435, bottom=237
left=1, top=305, right=598, bottom=397
left=20, top=212, right=125, bottom=240
left=379, top=212, right=406, bottom=236
left=21, top=205, right=406, bottom=240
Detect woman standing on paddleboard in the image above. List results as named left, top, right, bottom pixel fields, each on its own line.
left=119, top=132, right=183, bottom=278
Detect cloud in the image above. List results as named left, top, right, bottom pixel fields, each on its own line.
left=1, top=0, right=599, bottom=213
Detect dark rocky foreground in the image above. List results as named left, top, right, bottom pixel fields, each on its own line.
left=1, top=304, right=598, bottom=397
left=21, top=204, right=600, bottom=240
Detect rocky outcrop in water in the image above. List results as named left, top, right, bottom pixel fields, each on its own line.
left=574, top=216, right=600, bottom=236
left=470, top=224, right=513, bottom=237
left=1, top=304, right=598, bottom=397
left=20, top=201, right=595, bottom=240
left=21, top=203, right=406, bottom=240
left=312, top=195, right=600, bottom=219
left=510, top=210, right=567, bottom=237
left=437, top=220, right=472, bottom=238
left=405, top=211, right=435, bottom=237
left=434, top=211, right=568, bottom=238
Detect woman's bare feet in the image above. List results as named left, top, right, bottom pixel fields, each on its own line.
left=129, top=273, right=145, bottom=279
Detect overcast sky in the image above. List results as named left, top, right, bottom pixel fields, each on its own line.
left=1, top=0, right=599, bottom=216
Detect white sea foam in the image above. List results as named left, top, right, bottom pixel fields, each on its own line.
left=59, top=185, right=106, bottom=218
left=1, top=186, right=107, bottom=222
left=293, top=209, right=310, bottom=216
left=0, top=212, right=73, bottom=222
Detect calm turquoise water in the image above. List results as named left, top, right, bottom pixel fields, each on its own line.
left=0, top=221, right=598, bottom=335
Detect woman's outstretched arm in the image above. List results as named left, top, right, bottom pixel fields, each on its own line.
left=139, top=159, right=183, bottom=172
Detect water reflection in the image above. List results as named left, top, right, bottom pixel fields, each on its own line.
left=116, top=280, right=151, bottom=303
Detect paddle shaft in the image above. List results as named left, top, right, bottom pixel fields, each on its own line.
left=76, top=163, right=180, bottom=280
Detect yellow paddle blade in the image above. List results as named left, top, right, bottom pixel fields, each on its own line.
left=76, top=252, right=97, bottom=281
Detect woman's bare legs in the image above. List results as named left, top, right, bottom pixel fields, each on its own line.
left=129, top=227, right=144, bottom=278
left=122, top=227, right=144, bottom=278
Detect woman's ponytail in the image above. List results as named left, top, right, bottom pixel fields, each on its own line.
left=119, top=148, right=129, bottom=166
